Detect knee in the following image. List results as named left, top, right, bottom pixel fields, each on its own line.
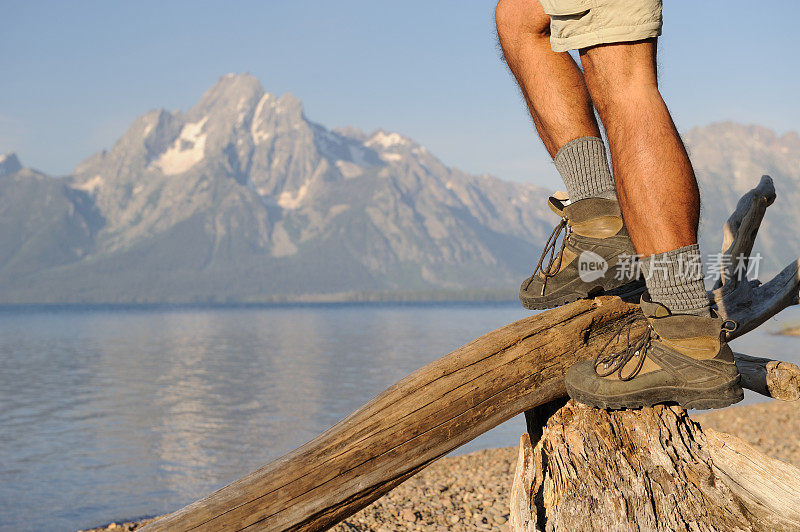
left=495, top=0, right=550, bottom=49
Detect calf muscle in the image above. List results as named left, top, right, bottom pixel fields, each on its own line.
left=581, top=41, right=700, bottom=255
left=495, top=0, right=600, bottom=156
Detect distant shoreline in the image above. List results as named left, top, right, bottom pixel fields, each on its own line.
left=0, top=293, right=521, bottom=313
left=0, top=270, right=787, bottom=312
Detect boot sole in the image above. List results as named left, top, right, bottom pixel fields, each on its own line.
left=565, top=375, right=744, bottom=411
left=520, top=278, right=646, bottom=310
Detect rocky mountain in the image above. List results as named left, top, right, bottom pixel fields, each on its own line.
left=0, top=152, right=22, bottom=177
left=688, top=122, right=800, bottom=274
left=0, top=161, right=101, bottom=284
left=0, top=74, right=797, bottom=304
left=0, top=74, right=553, bottom=303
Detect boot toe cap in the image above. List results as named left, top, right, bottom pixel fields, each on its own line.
left=565, top=360, right=603, bottom=394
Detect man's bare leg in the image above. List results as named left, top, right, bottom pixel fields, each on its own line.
left=497, top=0, right=646, bottom=310
left=522, top=2, right=741, bottom=409
left=495, top=0, right=599, bottom=157
left=580, top=40, right=699, bottom=256
left=581, top=39, right=711, bottom=315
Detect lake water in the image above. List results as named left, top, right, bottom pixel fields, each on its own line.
left=1, top=302, right=799, bottom=531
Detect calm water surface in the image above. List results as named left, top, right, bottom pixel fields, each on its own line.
left=1, top=302, right=798, bottom=531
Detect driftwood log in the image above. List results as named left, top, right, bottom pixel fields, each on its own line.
left=142, top=176, right=800, bottom=531
left=509, top=175, right=800, bottom=531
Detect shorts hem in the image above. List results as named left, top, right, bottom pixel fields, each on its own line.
left=550, top=23, right=662, bottom=52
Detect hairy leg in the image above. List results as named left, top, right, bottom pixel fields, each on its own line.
left=495, top=0, right=600, bottom=156
left=580, top=40, right=699, bottom=256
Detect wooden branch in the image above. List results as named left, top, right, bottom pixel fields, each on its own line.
left=716, top=175, right=776, bottom=287
left=707, top=174, right=800, bottom=337
left=735, top=352, right=800, bottom=401
left=714, top=259, right=800, bottom=339
left=509, top=401, right=800, bottom=532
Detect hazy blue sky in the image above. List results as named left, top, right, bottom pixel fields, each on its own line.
left=2, top=0, right=799, bottom=189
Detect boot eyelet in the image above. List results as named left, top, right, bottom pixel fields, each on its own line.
left=722, top=320, right=738, bottom=333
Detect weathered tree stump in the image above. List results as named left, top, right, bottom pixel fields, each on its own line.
left=509, top=401, right=800, bottom=532
left=509, top=175, right=800, bottom=531
left=142, top=176, right=800, bottom=531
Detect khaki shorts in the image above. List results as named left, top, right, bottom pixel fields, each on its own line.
left=540, top=0, right=662, bottom=52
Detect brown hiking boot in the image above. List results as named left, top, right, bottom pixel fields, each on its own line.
left=519, top=195, right=644, bottom=310
left=565, top=294, right=743, bottom=410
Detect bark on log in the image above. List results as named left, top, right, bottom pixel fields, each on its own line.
left=509, top=401, right=800, bottom=532
left=142, top=176, right=800, bottom=531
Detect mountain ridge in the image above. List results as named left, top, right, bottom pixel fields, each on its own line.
left=0, top=73, right=797, bottom=303
left=0, top=74, right=553, bottom=303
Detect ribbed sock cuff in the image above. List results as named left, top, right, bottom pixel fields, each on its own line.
left=553, top=136, right=616, bottom=202
left=640, top=244, right=711, bottom=316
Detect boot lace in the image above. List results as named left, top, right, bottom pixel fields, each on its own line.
left=594, top=314, right=653, bottom=381
left=594, top=312, right=739, bottom=381
left=530, top=218, right=569, bottom=295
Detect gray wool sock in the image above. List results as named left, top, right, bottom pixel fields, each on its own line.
left=639, top=244, right=711, bottom=317
left=554, top=136, right=617, bottom=202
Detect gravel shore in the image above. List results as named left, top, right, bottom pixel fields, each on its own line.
left=82, top=400, right=800, bottom=532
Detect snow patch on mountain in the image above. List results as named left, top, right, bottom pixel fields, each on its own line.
left=277, top=180, right=311, bottom=209
left=152, top=117, right=208, bottom=175
left=367, top=131, right=408, bottom=149
left=236, top=98, right=250, bottom=126
left=251, top=93, right=275, bottom=144
left=73, top=174, right=104, bottom=193
left=336, top=160, right=363, bottom=178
